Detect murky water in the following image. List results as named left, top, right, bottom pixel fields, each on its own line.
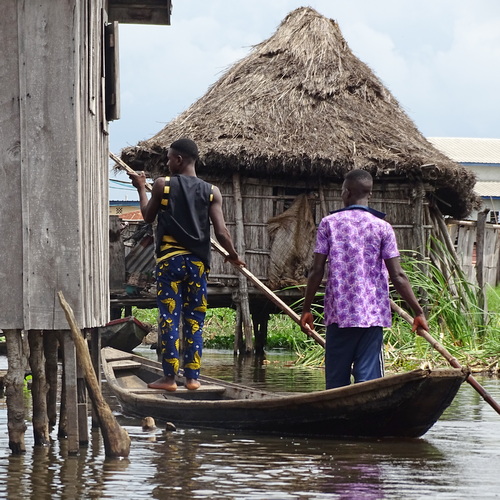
left=1, top=348, right=499, bottom=499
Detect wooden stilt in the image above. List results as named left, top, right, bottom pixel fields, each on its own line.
left=27, top=330, right=50, bottom=446
left=476, top=210, right=488, bottom=323
left=4, top=329, right=27, bottom=454
left=252, top=309, right=269, bottom=354
left=43, top=331, right=59, bottom=429
left=58, top=291, right=130, bottom=458
left=89, top=328, right=101, bottom=429
left=233, top=299, right=243, bottom=354
left=77, top=357, right=89, bottom=446
left=55, top=331, right=68, bottom=439
left=62, top=332, right=79, bottom=454
left=232, top=173, right=253, bottom=353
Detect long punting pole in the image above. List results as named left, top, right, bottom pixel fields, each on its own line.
left=390, top=300, right=500, bottom=416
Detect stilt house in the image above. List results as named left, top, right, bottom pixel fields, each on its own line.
left=121, top=7, right=480, bottom=350
left=0, top=0, right=172, bottom=455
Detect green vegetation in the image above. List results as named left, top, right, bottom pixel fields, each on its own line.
left=130, top=305, right=309, bottom=350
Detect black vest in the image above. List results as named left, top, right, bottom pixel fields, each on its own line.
left=156, top=175, right=213, bottom=268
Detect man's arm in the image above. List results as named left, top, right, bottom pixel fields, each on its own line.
left=300, top=253, right=327, bottom=332
left=385, top=256, right=429, bottom=333
left=127, top=171, right=163, bottom=223
left=209, top=186, right=245, bottom=266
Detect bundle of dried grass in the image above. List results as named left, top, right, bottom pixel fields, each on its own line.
left=121, top=6, right=478, bottom=219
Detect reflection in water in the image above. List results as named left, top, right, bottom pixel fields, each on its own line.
left=0, top=350, right=499, bottom=499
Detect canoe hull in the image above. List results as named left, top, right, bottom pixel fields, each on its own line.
left=102, top=347, right=467, bottom=438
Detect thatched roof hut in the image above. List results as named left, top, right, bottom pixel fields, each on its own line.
left=120, top=7, right=479, bottom=350
left=123, top=6, right=478, bottom=219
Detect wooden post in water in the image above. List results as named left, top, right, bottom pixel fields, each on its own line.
left=58, top=292, right=131, bottom=458
left=43, top=331, right=59, bottom=429
left=56, top=341, right=69, bottom=442
left=61, top=331, right=79, bottom=454
left=27, top=330, right=50, bottom=446
left=89, top=328, right=102, bottom=429
left=3, top=329, right=27, bottom=454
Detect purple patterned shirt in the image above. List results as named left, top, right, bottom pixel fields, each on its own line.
left=315, top=208, right=399, bottom=328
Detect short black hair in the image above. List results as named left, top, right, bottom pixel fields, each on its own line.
left=344, top=169, right=373, bottom=196
left=170, top=138, right=199, bottom=160
left=344, top=169, right=372, bottom=184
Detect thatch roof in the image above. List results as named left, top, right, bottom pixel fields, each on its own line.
left=122, top=6, right=479, bottom=218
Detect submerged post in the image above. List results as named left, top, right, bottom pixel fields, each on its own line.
left=3, top=329, right=27, bottom=454
left=57, top=292, right=131, bottom=458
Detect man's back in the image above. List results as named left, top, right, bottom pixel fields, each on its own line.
left=315, top=208, right=399, bottom=328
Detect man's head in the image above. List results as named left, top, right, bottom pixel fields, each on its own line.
left=341, top=169, right=373, bottom=207
left=167, top=138, right=199, bottom=174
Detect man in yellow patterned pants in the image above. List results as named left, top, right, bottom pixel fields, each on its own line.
left=129, top=138, right=244, bottom=391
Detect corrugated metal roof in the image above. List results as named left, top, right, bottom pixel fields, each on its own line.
left=475, top=181, right=500, bottom=198
left=427, top=137, right=500, bottom=164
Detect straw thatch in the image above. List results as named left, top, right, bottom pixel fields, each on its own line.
left=122, top=6, right=479, bottom=219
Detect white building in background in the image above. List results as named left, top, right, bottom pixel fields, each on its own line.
left=428, top=137, right=500, bottom=222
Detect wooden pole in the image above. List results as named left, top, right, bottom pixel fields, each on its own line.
left=390, top=299, right=500, bottom=416
left=476, top=210, right=488, bottom=322
left=27, top=330, right=50, bottom=446
left=61, top=331, right=78, bottom=453
left=110, top=151, right=153, bottom=189
left=57, top=291, right=131, bottom=457
left=43, top=331, right=59, bottom=429
left=232, top=172, right=253, bottom=353
left=3, top=329, right=27, bottom=454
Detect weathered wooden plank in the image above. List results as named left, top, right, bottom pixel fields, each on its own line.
left=0, top=1, right=24, bottom=328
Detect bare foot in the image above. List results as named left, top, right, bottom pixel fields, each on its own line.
left=185, top=378, right=201, bottom=390
left=148, top=376, right=177, bottom=392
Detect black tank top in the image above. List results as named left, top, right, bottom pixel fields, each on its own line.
left=156, top=175, right=213, bottom=268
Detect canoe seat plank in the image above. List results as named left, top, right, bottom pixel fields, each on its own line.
left=127, top=385, right=226, bottom=395
left=104, top=348, right=135, bottom=362
left=176, top=385, right=226, bottom=394
left=110, top=360, right=142, bottom=370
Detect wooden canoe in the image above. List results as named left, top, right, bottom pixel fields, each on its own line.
left=101, top=347, right=468, bottom=438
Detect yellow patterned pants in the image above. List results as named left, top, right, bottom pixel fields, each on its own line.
left=156, top=254, right=208, bottom=379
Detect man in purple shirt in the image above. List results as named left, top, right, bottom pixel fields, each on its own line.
left=300, top=169, right=428, bottom=389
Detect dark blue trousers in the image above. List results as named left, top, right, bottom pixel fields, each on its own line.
left=325, top=323, right=384, bottom=389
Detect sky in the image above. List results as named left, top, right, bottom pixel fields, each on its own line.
left=109, top=0, right=500, bottom=199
